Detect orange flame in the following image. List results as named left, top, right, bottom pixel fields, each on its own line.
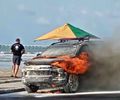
left=51, top=52, right=90, bottom=74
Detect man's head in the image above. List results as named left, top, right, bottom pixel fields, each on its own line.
left=16, top=38, right=20, bottom=43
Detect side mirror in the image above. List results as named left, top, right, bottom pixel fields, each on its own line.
left=36, top=52, right=42, bottom=56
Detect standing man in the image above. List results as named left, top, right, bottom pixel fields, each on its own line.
left=11, top=38, right=25, bottom=78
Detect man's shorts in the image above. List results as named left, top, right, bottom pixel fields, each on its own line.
left=13, top=55, right=21, bottom=65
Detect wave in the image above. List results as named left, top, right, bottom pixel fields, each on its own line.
left=0, top=54, right=35, bottom=68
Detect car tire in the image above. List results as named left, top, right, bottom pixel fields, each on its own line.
left=63, top=74, right=79, bottom=93
left=25, top=84, right=39, bottom=93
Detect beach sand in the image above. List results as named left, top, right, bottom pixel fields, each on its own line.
left=0, top=67, right=21, bottom=77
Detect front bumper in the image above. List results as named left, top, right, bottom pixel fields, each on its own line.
left=22, top=65, right=68, bottom=86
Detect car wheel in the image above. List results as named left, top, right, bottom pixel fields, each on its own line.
left=25, top=84, right=39, bottom=93
left=63, top=74, right=79, bottom=93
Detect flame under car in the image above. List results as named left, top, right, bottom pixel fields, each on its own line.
left=22, top=40, right=92, bottom=93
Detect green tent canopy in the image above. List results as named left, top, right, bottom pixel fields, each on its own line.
left=35, top=23, right=99, bottom=41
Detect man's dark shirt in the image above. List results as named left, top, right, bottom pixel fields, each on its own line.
left=11, top=43, right=25, bottom=56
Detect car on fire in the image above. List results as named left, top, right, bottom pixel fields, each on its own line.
left=22, top=39, right=94, bottom=93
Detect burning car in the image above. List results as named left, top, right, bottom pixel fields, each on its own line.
left=22, top=39, right=93, bottom=93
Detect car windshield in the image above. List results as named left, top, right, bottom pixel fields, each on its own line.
left=41, top=44, right=79, bottom=57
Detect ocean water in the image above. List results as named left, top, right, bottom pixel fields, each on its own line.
left=0, top=54, right=35, bottom=68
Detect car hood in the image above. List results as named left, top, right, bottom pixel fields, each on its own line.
left=24, top=57, right=64, bottom=65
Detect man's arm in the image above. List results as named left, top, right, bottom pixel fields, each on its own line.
left=21, top=49, right=25, bottom=54
left=11, top=45, right=13, bottom=53
left=21, top=45, right=25, bottom=54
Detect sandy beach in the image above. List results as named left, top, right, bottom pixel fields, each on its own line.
left=0, top=54, right=35, bottom=77
left=0, top=67, right=21, bottom=77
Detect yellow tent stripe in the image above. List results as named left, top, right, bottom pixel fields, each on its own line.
left=35, top=24, right=76, bottom=40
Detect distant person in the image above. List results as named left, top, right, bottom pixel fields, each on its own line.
left=11, top=38, right=25, bottom=78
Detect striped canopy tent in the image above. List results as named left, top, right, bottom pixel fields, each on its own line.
left=35, top=23, right=99, bottom=41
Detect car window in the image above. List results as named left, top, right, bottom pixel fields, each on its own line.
left=41, top=44, right=79, bottom=57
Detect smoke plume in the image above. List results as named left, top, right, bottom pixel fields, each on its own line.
left=79, top=32, right=120, bottom=92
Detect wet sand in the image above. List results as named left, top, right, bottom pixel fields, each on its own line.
left=0, top=67, right=21, bottom=77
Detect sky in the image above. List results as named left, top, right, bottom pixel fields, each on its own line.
left=0, top=0, right=120, bottom=45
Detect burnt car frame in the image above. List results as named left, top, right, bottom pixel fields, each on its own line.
left=22, top=39, right=93, bottom=93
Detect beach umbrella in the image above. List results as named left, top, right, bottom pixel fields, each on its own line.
left=35, top=23, right=99, bottom=41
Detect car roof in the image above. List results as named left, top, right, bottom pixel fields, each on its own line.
left=51, top=40, right=89, bottom=46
